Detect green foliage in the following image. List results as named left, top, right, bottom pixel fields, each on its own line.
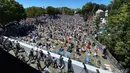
left=99, top=0, right=130, bottom=68
left=106, top=4, right=112, bottom=11
left=0, top=0, right=26, bottom=27
left=82, top=2, right=94, bottom=15
left=62, top=7, right=74, bottom=15
left=26, top=6, right=45, bottom=17
left=99, top=4, right=106, bottom=11
left=45, top=6, right=55, bottom=15
left=82, top=2, right=101, bottom=20
left=46, top=6, right=74, bottom=15
left=55, top=8, right=62, bottom=15
left=76, top=9, right=82, bottom=14
left=94, top=16, right=100, bottom=30
left=82, top=2, right=100, bottom=15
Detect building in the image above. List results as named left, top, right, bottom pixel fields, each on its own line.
left=96, top=9, right=105, bottom=18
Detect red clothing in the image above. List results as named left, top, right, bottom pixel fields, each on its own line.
left=87, top=44, right=91, bottom=49
left=68, top=37, right=71, bottom=41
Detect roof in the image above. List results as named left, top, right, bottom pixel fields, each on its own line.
left=96, top=9, right=104, bottom=14
left=105, top=10, right=108, bottom=12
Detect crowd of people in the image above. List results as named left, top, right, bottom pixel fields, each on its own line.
left=17, top=14, right=106, bottom=66
left=0, top=36, right=76, bottom=73
left=18, top=14, right=101, bottom=62
left=0, top=14, right=108, bottom=73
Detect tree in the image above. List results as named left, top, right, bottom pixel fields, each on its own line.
left=99, top=4, right=106, bottom=11
left=0, top=0, right=26, bottom=33
left=98, top=0, right=130, bottom=69
left=76, top=8, right=82, bottom=14
left=26, top=6, right=45, bottom=17
left=55, top=8, right=62, bottom=15
left=82, top=2, right=94, bottom=15
left=62, top=7, right=74, bottom=15
left=45, top=6, right=55, bottom=15
left=25, top=6, right=45, bottom=24
left=82, top=2, right=100, bottom=21
left=94, top=16, right=100, bottom=30
left=93, top=3, right=100, bottom=13
left=106, top=4, right=112, bottom=11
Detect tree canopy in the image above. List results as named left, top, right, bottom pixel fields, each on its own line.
left=82, top=2, right=101, bottom=20
left=98, top=0, right=130, bottom=68
left=62, top=7, right=74, bottom=15
left=54, top=8, right=62, bottom=15
left=45, top=6, right=56, bottom=15
left=0, top=0, right=26, bottom=27
left=26, top=6, right=45, bottom=17
left=45, top=6, right=74, bottom=15
left=99, top=4, right=106, bottom=11
left=75, top=8, right=82, bottom=14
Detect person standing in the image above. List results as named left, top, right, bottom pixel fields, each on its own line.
left=68, top=57, right=74, bottom=73
left=35, top=50, right=39, bottom=60
left=29, top=48, right=34, bottom=61
left=59, top=55, right=63, bottom=64
left=39, top=50, right=44, bottom=61
left=52, top=57, right=57, bottom=68
left=43, top=52, right=52, bottom=70
left=103, top=48, right=107, bottom=59
left=36, top=59, right=42, bottom=71
left=96, top=69, right=100, bottom=73
left=16, top=41, right=20, bottom=51
left=94, top=45, right=99, bottom=57
left=58, top=55, right=65, bottom=73
left=87, top=42, right=91, bottom=53
left=58, top=62, right=65, bottom=73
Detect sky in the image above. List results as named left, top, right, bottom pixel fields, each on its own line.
left=16, top=0, right=111, bottom=9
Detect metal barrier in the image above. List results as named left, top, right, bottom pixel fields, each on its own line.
left=106, top=50, right=124, bottom=73
left=89, top=35, right=124, bottom=73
